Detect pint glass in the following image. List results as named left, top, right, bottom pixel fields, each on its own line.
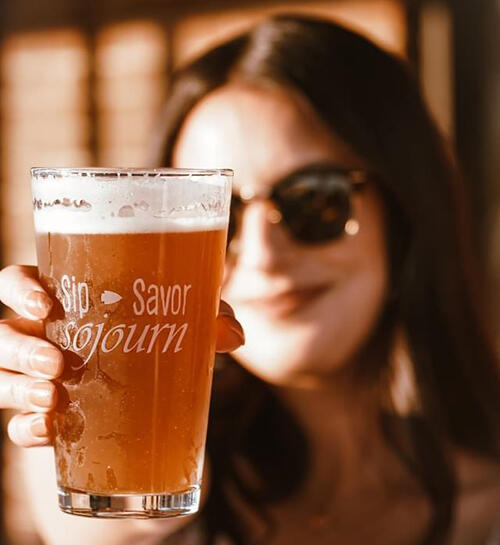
left=31, top=167, right=232, bottom=518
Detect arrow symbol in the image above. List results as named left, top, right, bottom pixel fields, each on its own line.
left=101, top=290, right=122, bottom=305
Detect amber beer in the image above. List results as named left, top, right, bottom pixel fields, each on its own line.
left=31, top=168, right=232, bottom=518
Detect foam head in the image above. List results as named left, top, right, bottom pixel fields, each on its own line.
left=31, top=170, right=231, bottom=234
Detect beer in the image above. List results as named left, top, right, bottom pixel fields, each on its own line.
left=31, top=168, right=232, bottom=517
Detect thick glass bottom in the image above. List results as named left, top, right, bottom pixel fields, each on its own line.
left=58, top=486, right=200, bottom=518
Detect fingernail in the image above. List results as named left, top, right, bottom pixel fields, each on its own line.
left=230, top=322, right=245, bottom=345
left=30, top=415, right=49, bottom=438
left=221, top=315, right=245, bottom=345
left=31, top=346, right=63, bottom=378
left=28, top=381, right=56, bottom=409
left=24, top=291, right=52, bottom=319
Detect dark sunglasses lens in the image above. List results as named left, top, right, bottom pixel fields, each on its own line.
left=274, top=172, right=352, bottom=243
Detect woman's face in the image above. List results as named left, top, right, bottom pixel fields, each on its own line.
left=173, top=84, right=389, bottom=384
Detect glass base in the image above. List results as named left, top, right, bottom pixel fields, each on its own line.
left=58, top=486, right=200, bottom=518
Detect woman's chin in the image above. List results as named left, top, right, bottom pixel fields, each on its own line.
left=231, top=323, right=333, bottom=384
left=230, top=301, right=371, bottom=383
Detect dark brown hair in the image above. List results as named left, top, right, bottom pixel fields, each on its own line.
left=153, top=15, right=500, bottom=544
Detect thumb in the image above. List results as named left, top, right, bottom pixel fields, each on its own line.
left=215, top=303, right=244, bottom=353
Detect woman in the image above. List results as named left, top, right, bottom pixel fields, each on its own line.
left=1, top=14, right=499, bottom=545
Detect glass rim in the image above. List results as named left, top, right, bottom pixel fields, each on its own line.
left=31, top=167, right=234, bottom=178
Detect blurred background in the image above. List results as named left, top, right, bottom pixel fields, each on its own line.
left=0, top=0, right=497, bottom=543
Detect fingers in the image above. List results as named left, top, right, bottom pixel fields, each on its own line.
left=0, top=266, right=59, bottom=449
left=0, top=369, right=57, bottom=412
left=0, top=265, right=52, bottom=320
left=0, top=369, right=56, bottom=445
left=0, top=321, right=64, bottom=379
left=216, top=301, right=245, bottom=353
left=8, top=413, right=51, bottom=447
left=7, top=316, right=45, bottom=337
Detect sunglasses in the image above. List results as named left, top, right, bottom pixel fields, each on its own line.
left=228, top=164, right=368, bottom=246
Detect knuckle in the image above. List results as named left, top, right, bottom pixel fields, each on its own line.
left=0, top=326, right=29, bottom=373
left=7, top=413, right=50, bottom=447
left=7, top=417, right=17, bottom=443
left=1, top=264, right=20, bottom=277
left=0, top=325, right=46, bottom=371
left=15, top=316, right=45, bottom=337
left=0, top=265, right=24, bottom=288
left=15, top=289, right=29, bottom=310
left=7, top=414, right=24, bottom=445
left=14, top=337, right=37, bottom=374
left=8, top=379, right=27, bottom=409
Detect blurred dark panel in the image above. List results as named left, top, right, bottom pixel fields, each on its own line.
left=1, top=0, right=81, bottom=32
left=406, top=0, right=422, bottom=69
left=451, top=0, right=498, bottom=261
left=1, top=0, right=372, bottom=31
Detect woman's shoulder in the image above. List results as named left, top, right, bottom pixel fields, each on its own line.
left=450, top=448, right=500, bottom=545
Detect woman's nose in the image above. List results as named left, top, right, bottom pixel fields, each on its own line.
left=233, top=200, right=295, bottom=271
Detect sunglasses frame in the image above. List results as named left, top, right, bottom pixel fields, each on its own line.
left=228, top=164, right=369, bottom=246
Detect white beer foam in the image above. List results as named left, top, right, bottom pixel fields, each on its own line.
left=32, top=175, right=229, bottom=234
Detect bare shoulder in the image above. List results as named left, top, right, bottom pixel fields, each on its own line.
left=449, top=448, right=500, bottom=545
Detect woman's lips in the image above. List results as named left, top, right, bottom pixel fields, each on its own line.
left=238, top=285, right=330, bottom=318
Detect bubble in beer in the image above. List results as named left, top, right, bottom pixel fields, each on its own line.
left=153, top=209, right=169, bottom=219
left=95, top=368, right=124, bottom=393
left=60, top=403, right=85, bottom=444
left=97, top=431, right=128, bottom=450
left=74, top=199, right=92, bottom=211
left=76, top=446, right=87, bottom=467
left=118, top=205, right=135, bottom=218
left=106, top=466, right=118, bottom=490
left=58, top=454, right=69, bottom=483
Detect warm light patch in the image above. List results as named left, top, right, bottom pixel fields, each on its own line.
left=240, top=185, right=256, bottom=201
left=345, top=218, right=360, bottom=236
left=267, top=208, right=283, bottom=224
left=1, top=28, right=89, bottom=264
left=173, top=0, right=406, bottom=66
left=96, top=21, right=167, bottom=166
